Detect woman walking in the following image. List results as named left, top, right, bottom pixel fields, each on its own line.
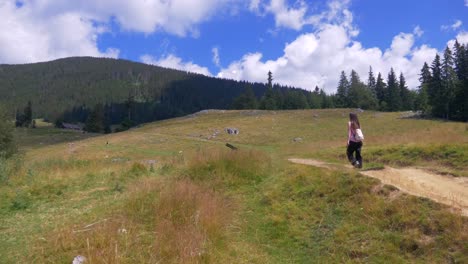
left=347, top=113, right=364, bottom=168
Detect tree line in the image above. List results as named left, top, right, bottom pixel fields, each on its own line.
left=418, top=40, right=468, bottom=121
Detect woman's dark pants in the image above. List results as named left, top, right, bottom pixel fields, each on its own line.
left=347, top=141, right=363, bottom=167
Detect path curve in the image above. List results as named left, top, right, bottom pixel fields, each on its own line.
left=288, top=158, right=468, bottom=216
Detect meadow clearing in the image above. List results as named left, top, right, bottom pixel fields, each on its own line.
left=0, top=109, right=467, bottom=263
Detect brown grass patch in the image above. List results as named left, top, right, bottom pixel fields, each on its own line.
left=155, top=180, right=231, bottom=263
left=32, top=178, right=231, bottom=263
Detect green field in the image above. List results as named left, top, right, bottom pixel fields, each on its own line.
left=1, top=109, right=467, bottom=263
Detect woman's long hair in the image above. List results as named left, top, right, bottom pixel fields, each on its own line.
left=349, top=113, right=360, bottom=130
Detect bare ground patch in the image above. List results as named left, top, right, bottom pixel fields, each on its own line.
left=288, top=158, right=468, bottom=216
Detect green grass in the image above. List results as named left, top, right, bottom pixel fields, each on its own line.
left=1, top=109, right=467, bottom=263
left=365, top=144, right=468, bottom=175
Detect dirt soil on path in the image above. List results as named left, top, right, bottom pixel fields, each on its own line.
left=288, top=158, right=468, bottom=216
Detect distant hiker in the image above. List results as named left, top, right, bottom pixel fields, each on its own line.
left=347, top=113, right=364, bottom=168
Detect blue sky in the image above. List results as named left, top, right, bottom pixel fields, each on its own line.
left=1, top=0, right=467, bottom=92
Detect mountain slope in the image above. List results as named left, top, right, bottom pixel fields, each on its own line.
left=0, top=57, right=269, bottom=121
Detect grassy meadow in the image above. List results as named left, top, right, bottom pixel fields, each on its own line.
left=0, top=109, right=467, bottom=263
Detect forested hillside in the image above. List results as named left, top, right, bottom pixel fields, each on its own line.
left=0, top=57, right=272, bottom=122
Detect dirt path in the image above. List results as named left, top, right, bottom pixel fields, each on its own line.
left=288, top=158, right=468, bottom=216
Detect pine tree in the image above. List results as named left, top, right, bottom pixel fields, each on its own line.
left=453, top=40, right=467, bottom=81
left=375, top=72, right=386, bottom=109
left=452, top=41, right=468, bottom=120
left=348, top=70, right=362, bottom=108
left=232, top=86, right=258, bottom=109
left=367, top=66, right=377, bottom=96
left=15, top=101, right=33, bottom=127
left=24, top=101, right=32, bottom=127
left=416, top=62, right=432, bottom=114
left=308, top=86, right=322, bottom=109
left=386, top=68, right=402, bottom=111
left=346, top=70, right=378, bottom=109
left=429, top=54, right=444, bottom=117
left=85, top=104, right=105, bottom=133
left=320, top=89, right=333, bottom=108
left=399, top=73, right=413, bottom=110
left=267, top=71, right=273, bottom=89
left=441, top=46, right=457, bottom=119
left=260, top=72, right=277, bottom=110
left=336, top=71, right=349, bottom=107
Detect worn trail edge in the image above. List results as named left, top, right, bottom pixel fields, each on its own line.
left=288, top=158, right=468, bottom=216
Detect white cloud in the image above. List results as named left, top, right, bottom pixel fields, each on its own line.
left=0, top=1, right=119, bottom=64
left=442, top=20, right=463, bottom=31
left=141, top=54, right=211, bottom=76
left=413, top=26, right=423, bottom=37
left=212, top=47, right=220, bottom=67
left=452, top=20, right=463, bottom=30
left=465, top=0, right=468, bottom=7
left=250, top=0, right=356, bottom=32
left=0, top=0, right=236, bottom=64
left=217, top=16, right=438, bottom=92
left=268, top=0, right=308, bottom=30
left=447, top=31, right=468, bottom=49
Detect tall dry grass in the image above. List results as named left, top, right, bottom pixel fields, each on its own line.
left=154, top=180, right=231, bottom=263
left=32, top=175, right=232, bottom=263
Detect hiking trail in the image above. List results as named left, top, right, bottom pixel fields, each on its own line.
left=288, top=158, right=468, bottom=216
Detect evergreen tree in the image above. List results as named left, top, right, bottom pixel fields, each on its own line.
left=85, top=104, right=105, bottom=133
left=24, top=101, right=32, bottom=127
left=416, top=62, right=432, bottom=114
left=232, top=86, right=258, bottom=109
left=375, top=72, right=387, bottom=109
left=347, top=70, right=362, bottom=108
left=15, top=101, right=33, bottom=127
left=272, top=86, right=284, bottom=109
left=367, top=66, right=377, bottom=96
left=453, top=40, right=467, bottom=81
left=386, top=68, right=402, bottom=111
left=429, top=54, right=444, bottom=117
left=267, top=71, right=273, bottom=89
left=441, top=46, right=457, bottom=119
left=320, top=89, right=333, bottom=108
left=296, top=91, right=310, bottom=109
left=452, top=41, right=467, bottom=120
left=308, top=86, right=322, bottom=108
left=399, top=73, right=413, bottom=110
left=336, top=71, right=349, bottom=107
left=260, top=72, right=277, bottom=110
left=347, top=70, right=378, bottom=109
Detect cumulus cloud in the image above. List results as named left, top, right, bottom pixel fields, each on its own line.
left=141, top=54, right=211, bottom=76
left=218, top=5, right=438, bottom=93
left=0, top=1, right=119, bottom=63
left=250, top=0, right=355, bottom=32
left=267, top=0, right=308, bottom=30
left=0, top=0, right=235, bottom=64
left=447, top=31, right=468, bottom=49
